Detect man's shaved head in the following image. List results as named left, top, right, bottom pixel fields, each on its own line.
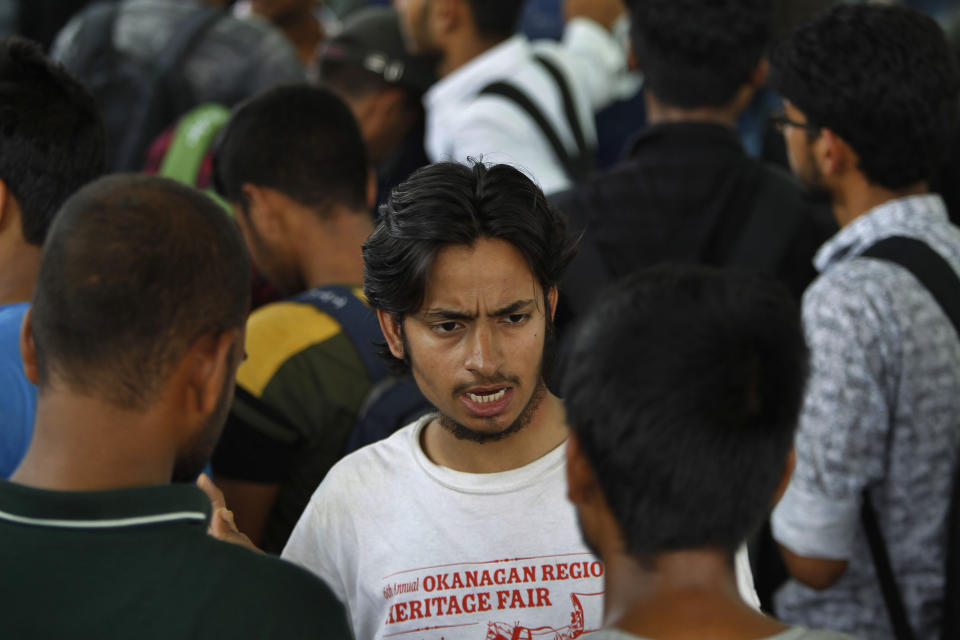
left=30, top=174, right=251, bottom=409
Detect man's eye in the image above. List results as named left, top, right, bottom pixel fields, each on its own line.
left=432, top=321, right=461, bottom=334
left=504, top=313, right=529, bottom=325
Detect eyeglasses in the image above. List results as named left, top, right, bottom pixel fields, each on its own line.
left=769, top=113, right=821, bottom=135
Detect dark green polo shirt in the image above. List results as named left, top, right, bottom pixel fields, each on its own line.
left=0, top=480, right=350, bottom=639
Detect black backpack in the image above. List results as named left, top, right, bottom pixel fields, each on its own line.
left=58, top=2, right=224, bottom=172
left=857, top=236, right=960, bottom=640
left=292, top=286, right=433, bottom=454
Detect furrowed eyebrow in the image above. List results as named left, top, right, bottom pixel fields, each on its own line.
left=491, top=299, right=535, bottom=317
left=420, top=299, right=536, bottom=322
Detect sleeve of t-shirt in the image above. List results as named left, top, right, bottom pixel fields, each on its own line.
left=557, top=17, right=635, bottom=112
left=211, top=302, right=344, bottom=482
left=772, top=272, right=893, bottom=560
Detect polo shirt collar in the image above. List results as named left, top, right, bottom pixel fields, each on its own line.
left=814, top=193, right=949, bottom=272
left=0, top=480, right=211, bottom=530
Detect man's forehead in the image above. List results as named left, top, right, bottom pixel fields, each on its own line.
left=418, top=238, right=543, bottom=312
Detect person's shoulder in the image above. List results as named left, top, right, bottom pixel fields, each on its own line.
left=323, top=419, right=423, bottom=486
left=193, top=536, right=352, bottom=635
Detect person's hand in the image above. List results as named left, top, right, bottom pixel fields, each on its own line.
left=197, top=473, right=263, bottom=554
left=564, top=0, right=626, bottom=31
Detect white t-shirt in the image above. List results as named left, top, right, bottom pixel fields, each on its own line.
left=423, top=19, right=638, bottom=195
left=284, top=415, right=758, bottom=639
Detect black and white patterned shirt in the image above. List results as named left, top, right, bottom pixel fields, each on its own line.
left=771, top=194, right=960, bottom=639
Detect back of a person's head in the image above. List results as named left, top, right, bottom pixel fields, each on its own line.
left=0, top=36, right=104, bottom=246
left=31, top=174, right=251, bottom=409
left=770, top=4, right=960, bottom=190
left=465, top=0, right=524, bottom=41
left=628, top=0, right=772, bottom=109
left=213, top=84, right=369, bottom=213
left=563, top=266, right=808, bottom=561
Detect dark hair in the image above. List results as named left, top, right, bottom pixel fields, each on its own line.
left=563, top=266, right=808, bottom=560
left=31, top=174, right=251, bottom=409
left=465, top=0, right=524, bottom=40
left=212, top=84, right=369, bottom=212
left=0, top=36, right=104, bottom=245
left=770, top=4, right=960, bottom=190
left=627, top=0, right=772, bottom=108
left=363, top=161, right=577, bottom=374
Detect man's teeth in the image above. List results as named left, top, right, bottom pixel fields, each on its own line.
left=468, top=389, right=507, bottom=404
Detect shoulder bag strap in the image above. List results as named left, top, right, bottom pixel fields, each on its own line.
left=532, top=53, right=595, bottom=179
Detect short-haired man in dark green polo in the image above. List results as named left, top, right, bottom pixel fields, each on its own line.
left=0, top=174, right=350, bottom=639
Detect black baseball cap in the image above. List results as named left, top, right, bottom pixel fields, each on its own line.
left=319, top=7, right=436, bottom=95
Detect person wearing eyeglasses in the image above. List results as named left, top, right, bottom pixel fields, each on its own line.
left=768, top=5, right=960, bottom=640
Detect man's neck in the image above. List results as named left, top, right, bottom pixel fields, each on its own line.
left=644, top=91, right=746, bottom=129
left=298, top=206, right=373, bottom=290
left=422, top=390, right=568, bottom=474
left=437, top=35, right=507, bottom=78
left=273, top=8, right=323, bottom=65
left=602, top=549, right=787, bottom=640
left=832, top=178, right=928, bottom=228
left=11, top=392, right=176, bottom=492
left=0, top=243, right=40, bottom=306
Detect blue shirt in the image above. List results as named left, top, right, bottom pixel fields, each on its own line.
left=0, top=303, right=36, bottom=478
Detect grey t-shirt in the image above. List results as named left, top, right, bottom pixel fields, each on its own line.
left=583, top=626, right=860, bottom=640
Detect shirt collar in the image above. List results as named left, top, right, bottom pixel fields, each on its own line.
left=814, top=194, right=949, bottom=272
left=627, top=121, right=743, bottom=157
left=0, top=481, right=211, bottom=530
left=424, top=35, right=530, bottom=111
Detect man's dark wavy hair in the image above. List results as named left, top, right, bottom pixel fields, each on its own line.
left=770, top=4, right=960, bottom=190
left=0, top=36, right=104, bottom=245
left=627, top=0, right=773, bottom=108
left=564, top=266, right=808, bottom=560
left=363, top=161, right=577, bottom=375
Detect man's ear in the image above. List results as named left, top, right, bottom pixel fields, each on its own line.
left=367, top=167, right=378, bottom=211
left=240, top=184, right=285, bottom=239
left=815, top=128, right=854, bottom=178
left=377, top=309, right=405, bottom=360
left=187, top=328, right=241, bottom=415
left=0, top=178, right=8, bottom=230
left=547, top=286, right=559, bottom=321
left=433, top=0, right=460, bottom=35
left=772, top=447, right=796, bottom=507
left=19, top=307, right=39, bottom=385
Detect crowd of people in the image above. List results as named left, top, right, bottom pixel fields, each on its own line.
left=0, top=1, right=959, bottom=639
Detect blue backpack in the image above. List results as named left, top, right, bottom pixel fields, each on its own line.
left=293, top=286, right=433, bottom=454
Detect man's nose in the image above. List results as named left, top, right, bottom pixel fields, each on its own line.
left=464, top=323, right=502, bottom=375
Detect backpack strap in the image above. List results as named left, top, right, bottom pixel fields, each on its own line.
left=292, top=286, right=389, bottom=384
left=478, top=56, right=594, bottom=183
left=857, top=235, right=960, bottom=640
left=532, top=53, right=595, bottom=180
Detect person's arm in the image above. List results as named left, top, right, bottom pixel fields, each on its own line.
left=778, top=545, right=849, bottom=590
left=770, top=269, right=894, bottom=590
left=210, top=475, right=280, bottom=547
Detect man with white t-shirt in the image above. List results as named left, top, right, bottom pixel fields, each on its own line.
left=392, top=0, right=635, bottom=194
left=282, top=161, right=758, bottom=640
